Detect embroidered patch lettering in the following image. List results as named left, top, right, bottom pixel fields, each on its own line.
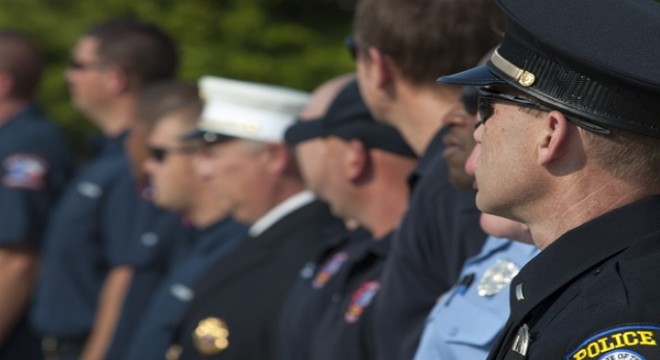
left=567, top=325, right=660, bottom=360
left=2, top=154, right=47, bottom=190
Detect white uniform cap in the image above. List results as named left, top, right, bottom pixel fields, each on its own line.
left=196, top=76, right=310, bottom=143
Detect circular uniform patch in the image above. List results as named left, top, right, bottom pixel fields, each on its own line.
left=567, top=325, right=660, bottom=360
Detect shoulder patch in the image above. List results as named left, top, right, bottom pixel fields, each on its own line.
left=344, top=281, right=380, bottom=323
left=567, top=325, right=660, bottom=360
left=2, top=153, right=48, bottom=190
left=312, top=252, right=349, bottom=289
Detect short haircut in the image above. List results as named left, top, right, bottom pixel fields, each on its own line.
left=0, top=30, right=43, bottom=100
left=354, top=0, right=504, bottom=86
left=135, top=80, right=201, bottom=129
left=84, top=18, right=178, bottom=86
left=585, top=130, right=660, bottom=188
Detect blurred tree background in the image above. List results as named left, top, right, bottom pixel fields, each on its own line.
left=0, top=0, right=356, bottom=159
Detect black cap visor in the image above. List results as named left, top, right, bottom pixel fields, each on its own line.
left=437, top=64, right=507, bottom=87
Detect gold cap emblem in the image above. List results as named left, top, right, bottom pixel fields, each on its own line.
left=192, top=317, right=230, bottom=355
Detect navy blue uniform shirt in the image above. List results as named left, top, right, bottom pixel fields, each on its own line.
left=310, top=232, right=391, bottom=360
left=104, top=174, right=197, bottom=360
left=32, top=132, right=135, bottom=339
left=275, top=226, right=370, bottom=360
left=488, top=197, right=660, bottom=360
left=123, top=216, right=246, bottom=360
left=373, top=129, right=487, bottom=360
left=0, top=104, right=73, bottom=359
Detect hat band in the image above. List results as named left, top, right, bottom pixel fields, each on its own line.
left=489, top=36, right=660, bottom=138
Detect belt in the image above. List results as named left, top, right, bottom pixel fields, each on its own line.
left=41, top=336, right=85, bottom=359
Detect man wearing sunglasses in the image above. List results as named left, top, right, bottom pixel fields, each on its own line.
left=117, top=80, right=246, bottom=360
left=439, top=0, right=660, bottom=358
left=165, top=76, right=345, bottom=360
left=32, top=18, right=178, bottom=360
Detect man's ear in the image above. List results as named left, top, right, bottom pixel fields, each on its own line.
left=367, top=47, right=395, bottom=90
left=345, top=139, right=371, bottom=183
left=105, top=66, right=130, bottom=94
left=262, top=143, right=290, bottom=175
left=537, top=110, right=573, bottom=166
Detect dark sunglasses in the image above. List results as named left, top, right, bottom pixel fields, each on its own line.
left=345, top=36, right=358, bottom=60
left=68, top=58, right=105, bottom=71
left=477, top=88, right=611, bottom=135
left=148, top=146, right=199, bottom=163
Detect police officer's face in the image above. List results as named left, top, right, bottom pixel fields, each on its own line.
left=468, top=94, right=540, bottom=221
left=144, top=116, right=199, bottom=212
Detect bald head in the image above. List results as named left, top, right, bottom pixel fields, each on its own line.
left=298, top=74, right=354, bottom=121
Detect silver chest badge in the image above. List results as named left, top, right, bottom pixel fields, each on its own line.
left=477, top=259, right=520, bottom=297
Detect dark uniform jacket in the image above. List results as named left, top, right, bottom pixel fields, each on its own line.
left=170, top=199, right=343, bottom=360
left=373, top=129, right=486, bottom=360
left=488, top=196, right=660, bottom=359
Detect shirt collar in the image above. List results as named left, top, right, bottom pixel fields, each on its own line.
left=248, top=190, right=316, bottom=237
left=508, top=196, right=660, bottom=323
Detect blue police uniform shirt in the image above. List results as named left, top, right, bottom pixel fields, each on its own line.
left=32, top=132, right=135, bottom=339
left=124, top=217, right=247, bottom=360
left=373, top=129, right=487, bottom=360
left=413, top=236, right=538, bottom=360
left=103, top=174, right=196, bottom=360
left=0, top=104, right=73, bottom=359
left=275, top=227, right=370, bottom=360
left=0, top=104, right=73, bottom=246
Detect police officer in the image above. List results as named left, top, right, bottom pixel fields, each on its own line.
left=166, top=76, right=345, bottom=360
left=414, top=87, right=538, bottom=360
left=31, top=18, right=178, bottom=360
left=352, top=0, right=503, bottom=357
left=438, top=0, right=660, bottom=357
left=0, top=30, right=73, bottom=360
left=280, top=76, right=417, bottom=360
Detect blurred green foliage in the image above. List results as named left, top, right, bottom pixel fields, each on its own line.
left=0, top=0, right=356, bottom=159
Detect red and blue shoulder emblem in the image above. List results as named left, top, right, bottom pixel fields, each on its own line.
left=2, top=153, right=47, bottom=190
left=567, top=325, right=660, bottom=360
left=312, top=252, right=349, bottom=289
left=344, top=281, right=380, bottom=323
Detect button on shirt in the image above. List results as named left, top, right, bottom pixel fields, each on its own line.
left=124, top=217, right=246, bottom=360
left=487, top=197, right=660, bottom=359
left=414, top=236, right=538, bottom=360
left=32, top=133, right=134, bottom=339
left=374, top=129, right=487, bottom=360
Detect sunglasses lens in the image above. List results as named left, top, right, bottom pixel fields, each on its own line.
left=149, top=148, right=167, bottom=162
left=477, top=97, right=494, bottom=123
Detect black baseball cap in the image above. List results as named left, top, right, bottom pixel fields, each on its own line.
left=285, top=80, right=416, bottom=158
